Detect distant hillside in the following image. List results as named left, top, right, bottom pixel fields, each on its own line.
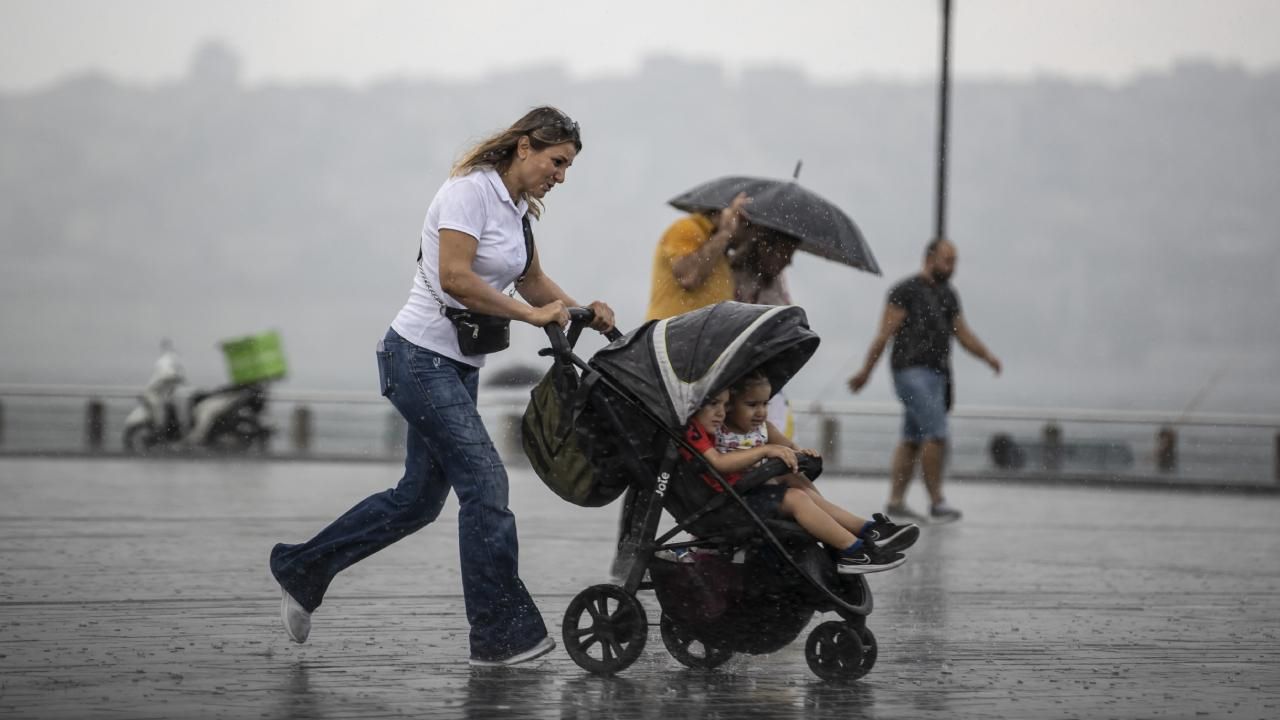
left=1, top=52, right=1277, bottom=413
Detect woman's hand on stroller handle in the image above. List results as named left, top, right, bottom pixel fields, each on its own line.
left=528, top=300, right=570, bottom=328
left=583, top=301, right=615, bottom=333
left=544, top=305, right=623, bottom=354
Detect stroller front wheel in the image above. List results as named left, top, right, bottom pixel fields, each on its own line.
left=804, top=620, right=870, bottom=683
left=854, top=625, right=878, bottom=674
left=659, top=614, right=734, bottom=670
left=562, top=584, right=648, bottom=675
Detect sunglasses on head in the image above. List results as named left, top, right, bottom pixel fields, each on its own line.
left=541, top=112, right=579, bottom=139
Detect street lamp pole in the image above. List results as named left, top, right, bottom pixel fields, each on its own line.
left=934, top=0, right=953, bottom=242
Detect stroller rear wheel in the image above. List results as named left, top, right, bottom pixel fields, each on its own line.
left=659, top=614, right=733, bottom=670
left=562, top=584, right=648, bottom=675
left=804, top=620, right=870, bottom=683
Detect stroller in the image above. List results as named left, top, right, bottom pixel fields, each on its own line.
left=523, top=301, right=878, bottom=683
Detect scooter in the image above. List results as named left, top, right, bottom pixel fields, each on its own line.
left=122, top=345, right=273, bottom=453
left=123, top=382, right=273, bottom=453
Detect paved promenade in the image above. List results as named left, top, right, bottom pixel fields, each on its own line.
left=1, top=457, right=1277, bottom=719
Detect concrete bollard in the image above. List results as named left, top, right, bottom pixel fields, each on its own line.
left=820, top=417, right=840, bottom=471
left=1155, top=426, right=1177, bottom=473
left=1275, top=433, right=1279, bottom=484
left=291, top=405, right=312, bottom=453
left=1041, top=422, right=1062, bottom=472
left=0, top=398, right=5, bottom=448
left=85, top=399, right=106, bottom=452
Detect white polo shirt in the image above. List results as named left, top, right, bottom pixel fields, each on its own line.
left=390, top=168, right=530, bottom=367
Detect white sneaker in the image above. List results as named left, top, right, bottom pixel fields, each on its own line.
left=279, top=586, right=311, bottom=644
left=468, top=636, right=555, bottom=667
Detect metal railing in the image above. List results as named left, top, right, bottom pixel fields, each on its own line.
left=1, top=384, right=1277, bottom=490
left=793, top=400, right=1280, bottom=490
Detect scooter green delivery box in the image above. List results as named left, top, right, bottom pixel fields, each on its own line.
left=220, top=331, right=288, bottom=385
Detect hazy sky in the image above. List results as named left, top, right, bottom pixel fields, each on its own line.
left=2, top=0, right=1278, bottom=91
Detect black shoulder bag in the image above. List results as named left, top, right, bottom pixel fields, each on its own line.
left=418, top=217, right=535, bottom=355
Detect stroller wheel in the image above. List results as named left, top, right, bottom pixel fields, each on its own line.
left=562, top=584, right=648, bottom=675
left=855, top=625, right=878, bottom=673
left=659, top=614, right=733, bottom=670
left=804, top=620, right=868, bottom=683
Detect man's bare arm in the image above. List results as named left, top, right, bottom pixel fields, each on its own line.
left=670, top=192, right=749, bottom=291
left=954, top=314, right=1001, bottom=374
left=848, top=304, right=907, bottom=392
left=670, top=228, right=733, bottom=290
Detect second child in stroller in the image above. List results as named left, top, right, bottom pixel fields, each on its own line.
left=686, top=374, right=919, bottom=574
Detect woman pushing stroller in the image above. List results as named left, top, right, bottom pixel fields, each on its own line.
left=686, top=371, right=920, bottom=574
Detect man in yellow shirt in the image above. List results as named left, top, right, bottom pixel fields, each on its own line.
left=645, top=193, right=750, bottom=320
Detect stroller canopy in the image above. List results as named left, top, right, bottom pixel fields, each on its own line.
left=591, top=302, right=820, bottom=428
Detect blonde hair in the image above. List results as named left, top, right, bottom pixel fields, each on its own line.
left=452, top=106, right=582, bottom=219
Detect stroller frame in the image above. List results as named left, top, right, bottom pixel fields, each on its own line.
left=540, top=308, right=880, bottom=682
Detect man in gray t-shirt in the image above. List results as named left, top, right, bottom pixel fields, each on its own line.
left=847, top=239, right=1001, bottom=522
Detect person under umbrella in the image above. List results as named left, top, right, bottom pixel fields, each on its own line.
left=668, top=175, right=880, bottom=276
left=644, top=192, right=753, bottom=321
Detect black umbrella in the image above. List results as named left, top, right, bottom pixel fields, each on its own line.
left=668, top=176, right=880, bottom=275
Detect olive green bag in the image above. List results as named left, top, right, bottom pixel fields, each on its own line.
left=522, top=366, right=630, bottom=507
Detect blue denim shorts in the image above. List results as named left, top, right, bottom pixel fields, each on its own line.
left=892, top=366, right=949, bottom=442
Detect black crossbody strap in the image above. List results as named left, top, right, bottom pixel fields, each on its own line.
left=517, top=214, right=535, bottom=285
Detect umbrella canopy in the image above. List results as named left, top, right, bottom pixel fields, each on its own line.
left=668, top=176, right=880, bottom=275
left=590, top=302, right=820, bottom=428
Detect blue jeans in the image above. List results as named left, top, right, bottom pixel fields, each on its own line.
left=892, top=366, right=949, bottom=442
left=270, top=328, right=547, bottom=661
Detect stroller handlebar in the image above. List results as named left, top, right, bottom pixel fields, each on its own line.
left=732, top=454, right=824, bottom=496
left=543, top=307, right=623, bottom=355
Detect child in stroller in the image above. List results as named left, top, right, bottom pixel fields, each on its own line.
left=527, top=302, right=917, bottom=682
left=686, top=373, right=917, bottom=574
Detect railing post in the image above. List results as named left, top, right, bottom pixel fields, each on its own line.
left=291, top=405, right=312, bottom=454
left=1156, top=426, right=1177, bottom=473
left=1041, top=422, right=1062, bottom=472
left=1274, top=432, right=1279, bottom=484
left=500, top=412, right=526, bottom=465
left=820, top=416, right=840, bottom=471
left=385, top=411, right=406, bottom=456
left=85, top=398, right=106, bottom=452
left=0, top=398, right=5, bottom=448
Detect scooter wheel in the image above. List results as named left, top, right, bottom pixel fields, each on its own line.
left=123, top=425, right=159, bottom=454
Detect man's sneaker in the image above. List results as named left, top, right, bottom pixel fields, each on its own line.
left=278, top=585, right=311, bottom=644
left=930, top=500, right=963, bottom=523
left=885, top=502, right=925, bottom=521
left=865, top=513, right=920, bottom=553
left=469, top=636, right=556, bottom=667
left=835, top=543, right=906, bottom=575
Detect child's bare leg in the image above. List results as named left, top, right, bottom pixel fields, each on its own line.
left=780, top=488, right=856, bottom=549
left=776, top=472, right=817, bottom=493
left=801, top=488, right=868, bottom=534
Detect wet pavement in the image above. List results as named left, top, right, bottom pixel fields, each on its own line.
left=1, top=457, right=1278, bottom=719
